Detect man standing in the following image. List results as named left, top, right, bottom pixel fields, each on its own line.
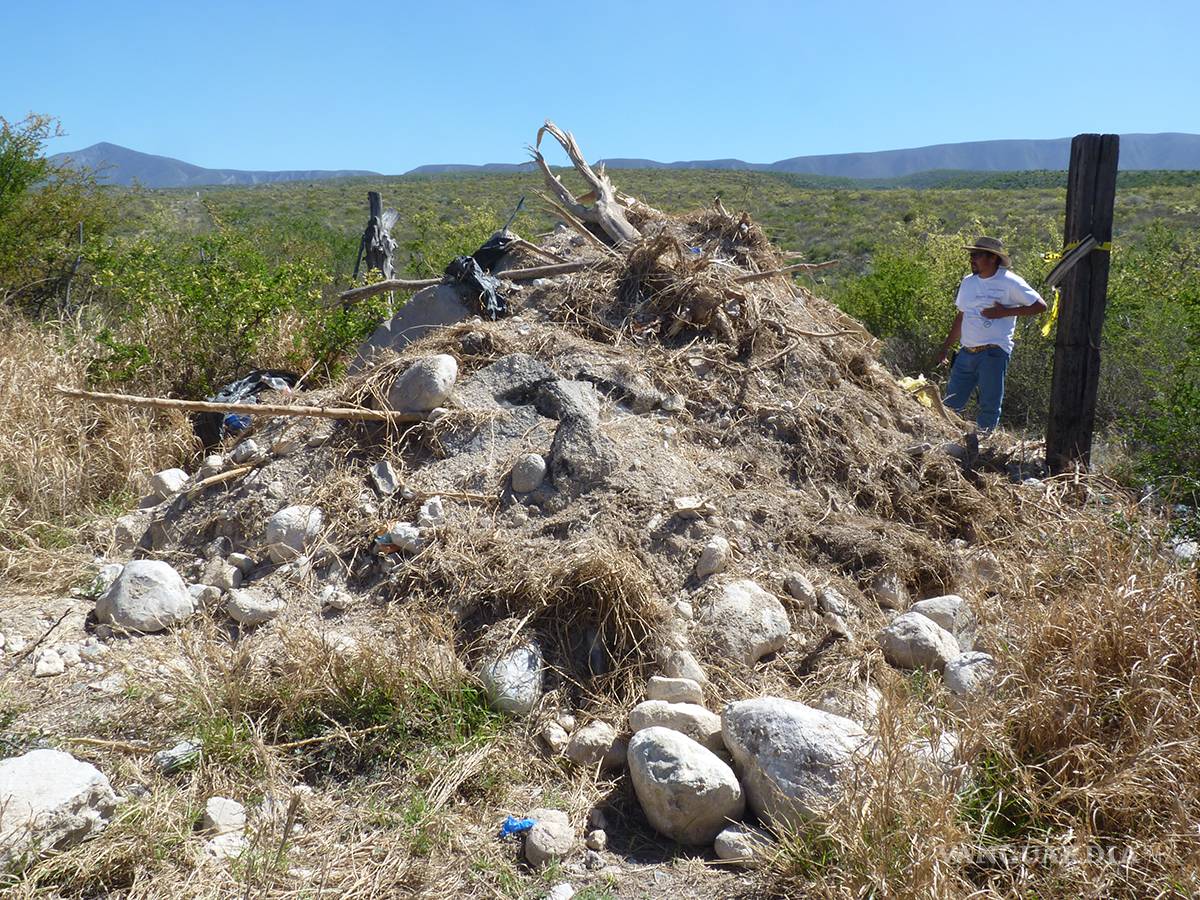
left=937, top=236, right=1047, bottom=432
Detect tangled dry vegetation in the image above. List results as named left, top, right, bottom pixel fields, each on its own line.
left=1, top=124, right=1197, bottom=899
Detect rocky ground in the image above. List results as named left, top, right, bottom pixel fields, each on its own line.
left=1, top=203, right=1191, bottom=899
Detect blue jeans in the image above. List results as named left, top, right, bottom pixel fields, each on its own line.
left=944, top=346, right=1010, bottom=431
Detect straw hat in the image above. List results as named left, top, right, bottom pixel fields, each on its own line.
left=963, top=236, right=1010, bottom=268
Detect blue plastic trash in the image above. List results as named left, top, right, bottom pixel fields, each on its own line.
left=499, top=815, right=536, bottom=838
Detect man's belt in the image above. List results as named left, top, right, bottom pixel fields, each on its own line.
left=963, top=344, right=1003, bottom=352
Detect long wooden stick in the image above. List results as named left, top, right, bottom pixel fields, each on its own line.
left=337, top=261, right=590, bottom=305
left=55, top=385, right=426, bottom=424
left=735, top=260, right=840, bottom=284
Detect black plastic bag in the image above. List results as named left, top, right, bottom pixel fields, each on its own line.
left=192, top=368, right=300, bottom=451
left=443, top=256, right=508, bottom=320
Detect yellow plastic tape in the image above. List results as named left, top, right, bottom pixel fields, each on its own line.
left=1041, top=287, right=1060, bottom=338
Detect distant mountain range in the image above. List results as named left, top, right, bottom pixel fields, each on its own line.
left=53, top=133, right=1200, bottom=189
left=49, top=142, right=377, bottom=187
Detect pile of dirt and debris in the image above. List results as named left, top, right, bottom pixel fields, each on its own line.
left=5, top=122, right=1160, bottom=897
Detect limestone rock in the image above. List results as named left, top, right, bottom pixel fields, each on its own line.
left=626, top=727, right=744, bottom=845
left=565, top=721, right=626, bottom=771
left=661, top=649, right=708, bottom=685
left=585, top=829, right=607, bottom=851
left=480, top=642, right=543, bottom=716
left=370, top=460, right=400, bottom=496
left=351, top=285, right=472, bottom=373
left=0, top=749, right=118, bottom=866
left=646, top=676, right=704, bottom=705
left=714, top=822, right=772, bottom=866
left=525, top=807, right=574, bottom=868
left=264, top=505, right=324, bottom=564
left=629, top=700, right=723, bottom=752
left=510, top=453, right=548, bottom=493
left=229, top=439, right=264, bottom=465
left=535, top=379, right=602, bottom=422
left=540, top=721, right=570, bottom=754
left=225, top=588, right=285, bottom=627
left=783, top=572, right=818, bottom=609
left=201, top=797, right=246, bottom=835
left=387, top=354, right=458, bottom=413
left=95, top=559, right=194, bottom=633
left=721, top=698, right=872, bottom=830
left=417, top=496, right=445, bottom=528
left=548, top=417, right=619, bottom=494
left=149, top=468, right=189, bottom=501
left=695, top=535, right=730, bottom=579
left=700, top=579, right=790, bottom=665
left=112, top=510, right=151, bottom=553
left=909, top=595, right=976, bottom=651
left=877, top=611, right=960, bottom=673
left=817, top=587, right=849, bottom=617
left=944, top=651, right=997, bottom=697
left=33, top=649, right=65, bottom=678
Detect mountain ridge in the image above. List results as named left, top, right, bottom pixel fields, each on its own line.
left=52, top=133, right=1200, bottom=188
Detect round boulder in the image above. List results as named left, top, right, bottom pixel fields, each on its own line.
left=699, top=579, right=790, bottom=665
left=387, top=354, right=458, bottom=413
left=95, top=559, right=194, bottom=633
left=264, top=505, right=324, bottom=563
left=721, top=697, right=872, bottom=831
left=876, top=611, right=960, bottom=673
left=627, top=727, right=744, bottom=845
left=225, top=588, right=285, bottom=627
left=480, top=642, right=543, bottom=716
left=0, top=749, right=118, bottom=867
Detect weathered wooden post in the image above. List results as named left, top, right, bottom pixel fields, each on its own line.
left=353, top=191, right=398, bottom=282
left=1045, top=133, right=1120, bottom=474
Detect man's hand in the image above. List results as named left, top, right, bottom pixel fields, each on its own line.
left=937, top=349, right=950, bottom=366
left=980, top=303, right=1012, bottom=319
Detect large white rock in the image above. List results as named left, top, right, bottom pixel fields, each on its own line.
left=700, top=579, right=790, bottom=665
left=480, top=642, right=543, bottom=716
left=0, top=749, right=118, bottom=866
left=627, top=727, right=744, bottom=845
left=721, top=698, right=872, bottom=830
left=944, top=651, right=997, bottom=697
left=201, top=797, right=246, bottom=835
left=225, top=588, right=285, bottom=627
left=565, top=721, right=626, bottom=771
left=525, top=807, right=575, bottom=868
left=95, top=559, right=194, bottom=633
left=876, top=611, right=960, bottom=673
left=909, top=595, right=976, bottom=651
left=148, top=467, right=189, bottom=501
left=386, top=354, right=458, bottom=413
left=264, top=505, right=324, bottom=564
left=646, top=676, right=704, bottom=705
left=629, top=700, right=723, bottom=752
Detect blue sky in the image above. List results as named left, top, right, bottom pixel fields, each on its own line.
left=2, top=0, right=1196, bottom=173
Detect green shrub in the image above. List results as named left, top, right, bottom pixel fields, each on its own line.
left=0, top=114, right=109, bottom=317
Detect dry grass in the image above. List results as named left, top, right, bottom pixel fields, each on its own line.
left=0, top=312, right=193, bottom=587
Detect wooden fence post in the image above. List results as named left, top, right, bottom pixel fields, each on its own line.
left=1045, top=133, right=1120, bottom=474
left=353, top=191, right=398, bottom=283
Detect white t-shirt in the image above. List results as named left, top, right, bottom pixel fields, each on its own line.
left=955, top=268, right=1044, bottom=354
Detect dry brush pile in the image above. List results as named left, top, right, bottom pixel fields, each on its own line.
left=0, top=123, right=1197, bottom=899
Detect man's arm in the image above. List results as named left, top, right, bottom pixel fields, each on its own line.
left=938, top=311, right=963, bottom=365
left=980, top=298, right=1047, bottom=319
left=981, top=273, right=1047, bottom=319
